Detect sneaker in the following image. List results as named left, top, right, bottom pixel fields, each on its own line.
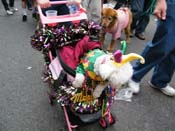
left=135, top=33, right=146, bottom=40
left=10, top=7, right=18, bottom=12
left=148, top=81, right=175, bottom=96
left=128, top=79, right=140, bottom=94
left=6, top=10, right=13, bottom=15
left=22, top=15, right=27, bottom=22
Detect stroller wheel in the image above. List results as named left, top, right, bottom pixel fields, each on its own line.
left=99, top=118, right=107, bottom=129
left=109, top=114, right=116, bottom=125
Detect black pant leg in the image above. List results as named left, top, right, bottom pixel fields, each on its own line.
left=1, top=0, right=9, bottom=10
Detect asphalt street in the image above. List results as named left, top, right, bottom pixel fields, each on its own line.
left=0, top=0, right=175, bottom=131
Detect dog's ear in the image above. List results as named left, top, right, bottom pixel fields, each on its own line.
left=112, top=9, right=118, bottom=20
left=101, top=10, right=103, bottom=16
left=101, top=9, right=106, bottom=18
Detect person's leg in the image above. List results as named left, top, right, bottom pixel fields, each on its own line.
left=131, top=41, right=166, bottom=83
left=85, top=0, right=101, bottom=24
left=151, top=53, right=175, bottom=88
left=22, top=0, right=27, bottom=21
left=113, top=0, right=127, bottom=9
left=132, top=16, right=174, bottom=82
left=150, top=2, right=175, bottom=88
left=134, top=0, right=152, bottom=40
left=134, top=14, right=150, bottom=40
left=135, top=14, right=150, bottom=34
left=130, top=0, right=175, bottom=95
left=1, top=0, right=14, bottom=14
left=129, top=33, right=170, bottom=93
left=113, top=2, right=123, bottom=10
left=148, top=50, right=175, bottom=96
left=9, top=0, right=14, bottom=7
left=130, top=0, right=144, bottom=33
left=26, top=0, right=32, bottom=10
left=1, top=0, right=10, bottom=10
left=130, top=12, right=141, bottom=33
left=9, top=0, right=18, bottom=11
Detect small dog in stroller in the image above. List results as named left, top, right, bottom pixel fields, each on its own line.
left=72, top=48, right=145, bottom=99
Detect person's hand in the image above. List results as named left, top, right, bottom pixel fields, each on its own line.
left=153, top=0, right=167, bottom=20
left=37, top=0, right=51, bottom=8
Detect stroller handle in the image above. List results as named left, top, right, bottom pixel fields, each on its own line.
left=37, top=1, right=87, bottom=26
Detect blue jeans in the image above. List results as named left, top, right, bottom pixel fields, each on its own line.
left=132, top=0, right=175, bottom=88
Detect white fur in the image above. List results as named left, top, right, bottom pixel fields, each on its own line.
left=94, top=55, right=113, bottom=80
left=93, top=56, right=133, bottom=97
left=72, top=73, right=85, bottom=88
left=93, top=82, right=108, bottom=98
left=108, top=63, right=133, bottom=88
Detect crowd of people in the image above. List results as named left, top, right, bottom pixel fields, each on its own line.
left=1, top=0, right=175, bottom=97
left=1, top=0, right=37, bottom=21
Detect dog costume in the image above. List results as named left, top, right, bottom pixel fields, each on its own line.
left=103, top=7, right=130, bottom=40
left=73, top=48, right=145, bottom=98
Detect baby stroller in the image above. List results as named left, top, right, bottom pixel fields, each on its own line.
left=31, top=1, right=116, bottom=130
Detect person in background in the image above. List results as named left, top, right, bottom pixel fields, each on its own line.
left=37, top=0, right=71, bottom=27
left=130, top=0, right=152, bottom=40
left=1, top=0, right=18, bottom=15
left=113, top=0, right=131, bottom=10
left=27, top=0, right=32, bottom=10
left=21, top=0, right=28, bottom=21
left=81, top=0, right=101, bottom=24
left=128, top=0, right=175, bottom=96
left=21, top=0, right=37, bottom=22
left=36, top=0, right=50, bottom=8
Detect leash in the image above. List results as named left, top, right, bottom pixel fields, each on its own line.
left=140, top=0, right=156, bottom=16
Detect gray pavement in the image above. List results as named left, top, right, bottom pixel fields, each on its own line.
left=0, top=1, right=175, bottom=131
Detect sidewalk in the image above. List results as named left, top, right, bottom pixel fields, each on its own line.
left=0, top=0, right=175, bottom=131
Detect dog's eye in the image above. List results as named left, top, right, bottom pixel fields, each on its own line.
left=102, top=16, right=106, bottom=19
left=108, top=17, right=112, bottom=21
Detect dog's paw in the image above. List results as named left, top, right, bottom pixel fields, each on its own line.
left=93, top=83, right=107, bottom=98
left=72, top=73, right=85, bottom=88
left=93, top=91, right=101, bottom=99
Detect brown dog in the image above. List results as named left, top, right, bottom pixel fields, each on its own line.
left=100, top=7, right=132, bottom=51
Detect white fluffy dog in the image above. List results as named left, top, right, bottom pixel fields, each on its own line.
left=73, top=49, right=145, bottom=98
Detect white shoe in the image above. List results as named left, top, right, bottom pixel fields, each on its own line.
left=10, top=7, right=18, bottom=12
left=148, top=81, right=175, bottom=96
left=6, top=10, right=13, bottom=15
left=128, top=79, right=140, bottom=94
